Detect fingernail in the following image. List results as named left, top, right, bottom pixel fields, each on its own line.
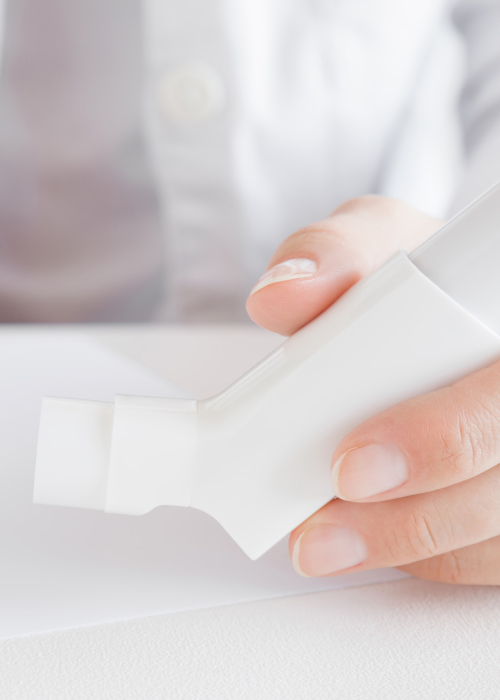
left=249, top=258, right=317, bottom=295
left=292, top=525, right=367, bottom=577
left=332, top=444, right=408, bottom=500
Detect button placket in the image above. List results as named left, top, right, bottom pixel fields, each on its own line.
left=142, top=0, right=248, bottom=321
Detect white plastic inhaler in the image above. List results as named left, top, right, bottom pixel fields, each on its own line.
left=34, top=182, right=500, bottom=560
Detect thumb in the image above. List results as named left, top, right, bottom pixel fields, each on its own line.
left=246, top=196, right=441, bottom=336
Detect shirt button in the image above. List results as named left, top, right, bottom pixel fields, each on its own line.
left=157, top=62, right=226, bottom=125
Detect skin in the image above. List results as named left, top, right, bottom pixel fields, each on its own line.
left=247, top=195, right=500, bottom=585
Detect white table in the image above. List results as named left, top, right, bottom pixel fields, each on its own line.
left=1, top=324, right=499, bottom=699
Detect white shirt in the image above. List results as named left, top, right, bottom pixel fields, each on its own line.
left=0, top=0, right=498, bottom=322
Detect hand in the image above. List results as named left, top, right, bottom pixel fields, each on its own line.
left=247, top=195, right=500, bottom=585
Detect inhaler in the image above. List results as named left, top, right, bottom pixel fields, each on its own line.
left=34, top=183, right=500, bottom=560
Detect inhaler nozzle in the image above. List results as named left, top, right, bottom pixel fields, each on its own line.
left=33, top=395, right=197, bottom=515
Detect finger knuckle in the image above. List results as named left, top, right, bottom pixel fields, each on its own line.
left=438, top=550, right=468, bottom=584
left=438, top=393, right=500, bottom=479
left=332, top=194, right=383, bottom=217
left=389, top=507, right=444, bottom=562
left=472, top=395, right=500, bottom=467
left=409, top=550, right=467, bottom=583
left=438, top=545, right=487, bottom=585
left=439, top=412, right=477, bottom=479
left=402, top=546, right=488, bottom=585
left=286, top=224, right=338, bottom=250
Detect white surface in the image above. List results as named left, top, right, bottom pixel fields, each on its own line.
left=3, top=577, right=500, bottom=699
left=0, top=328, right=406, bottom=640
left=3, top=324, right=500, bottom=699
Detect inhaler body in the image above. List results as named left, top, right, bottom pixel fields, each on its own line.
left=34, top=183, right=500, bottom=559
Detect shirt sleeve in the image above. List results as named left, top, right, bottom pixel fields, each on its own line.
left=451, top=0, right=500, bottom=211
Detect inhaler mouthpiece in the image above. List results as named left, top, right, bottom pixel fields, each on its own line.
left=35, top=396, right=197, bottom=514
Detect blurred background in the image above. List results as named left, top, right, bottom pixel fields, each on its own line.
left=0, top=0, right=497, bottom=324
